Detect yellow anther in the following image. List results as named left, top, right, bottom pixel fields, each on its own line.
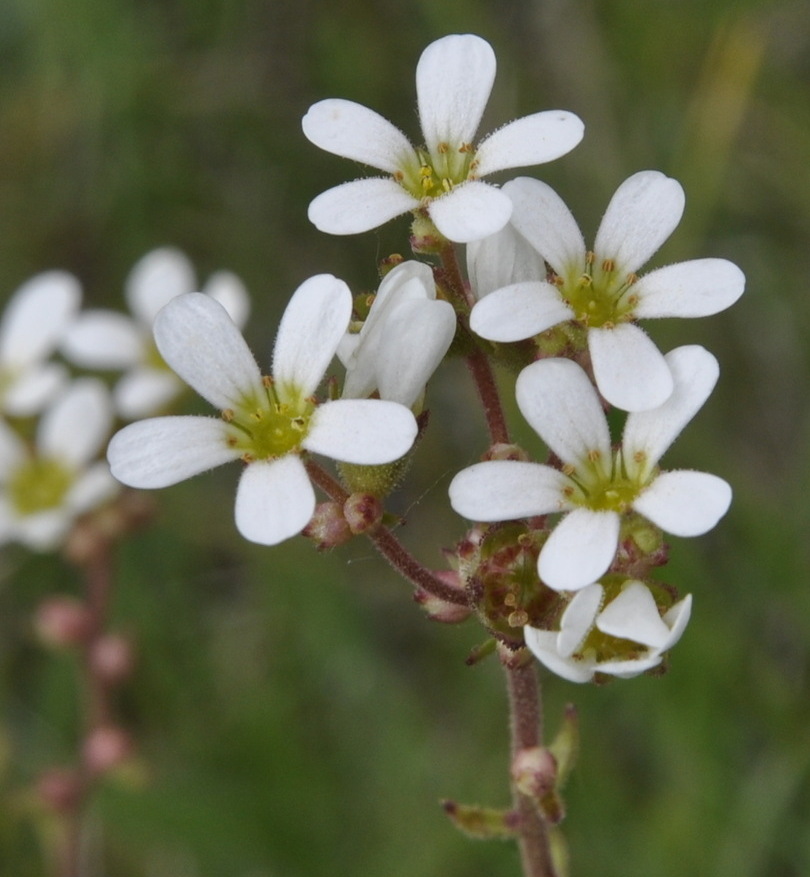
left=249, top=410, right=264, bottom=422
left=420, top=166, right=433, bottom=178
left=601, top=258, right=615, bottom=273
left=585, top=251, right=595, bottom=265
left=241, top=452, right=255, bottom=463
left=587, top=449, right=602, bottom=462
left=394, top=170, right=404, bottom=181
left=508, top=609, right=529, bottom=628
left=222, top=408, right=235, bottom=422
left=626, top=272, right=639, bottom=285
left=562, top=464, right=575, bottom=476
left=504, top=593, right=517, bottom=607
left=437, top=141, right=449, bottom=154
left=633, top=450, right=647, bottom=464
left=262, top=375, right=274, bottom=387
left=579, top=274, right=593, bottom=287
left=441, top=178, right=452, bottom=192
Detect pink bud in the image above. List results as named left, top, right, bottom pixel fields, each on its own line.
left=511, top=746, right=558, bottom=799
left=83, top=725, right=132, bottom=775
left=343, top=493, right=383, bottom=535
left=37, top=767, right=82, bottom=813
left=414, top=586, right=472, bottom=624
left=302, top=502, right=353, bottom=549
left=34, top=597, right=93, bottom=648
left=90, top=634, right=135, bottom=685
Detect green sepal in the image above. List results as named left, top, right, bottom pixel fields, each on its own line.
left=441, top=800, right=519, bottom=840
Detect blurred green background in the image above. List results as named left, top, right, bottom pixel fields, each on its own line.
left=0, top=0, right=809, bottom=874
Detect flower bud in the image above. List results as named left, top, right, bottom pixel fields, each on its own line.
left=343, top=493, right=383, bottom=535
left=37, top=767, right=82, bottom=813
left=414, top=574, right=471, bottom=624
left=90, top=633, right=135, bottom=685
left=511, top=746, right=558, bottom=799
left=34, top=596, right=92, bottom=648
left=83, top=725, right=132, bottom=775
left=302, top=502, right=353, bottom=549
left=483, top=443, right=530, bottom=462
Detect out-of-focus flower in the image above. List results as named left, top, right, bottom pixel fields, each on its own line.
left=61, top=247, right=249, bottom=419
left=107, top=278, right=418, bottom=546
left=448, top=346, right=731, bottom=591
left=302, top=34, right=583, bottom=243
left=339, top=261, right=455, bottom=408
left=0, top=379, right=118, bottom=550
left=469, top=173, right=745, bottom=411
left=0, top=271, right=81, bottom=417
left=524, top=579, right=692, bottom=683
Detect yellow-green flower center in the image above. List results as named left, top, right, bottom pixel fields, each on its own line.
left=9, top=458, right=74, bottom=515
left=557, top=254, right=640, bottom=329
left=562, top=449, right=648, bottom=513
left=397, top=143, right=478, bottom=201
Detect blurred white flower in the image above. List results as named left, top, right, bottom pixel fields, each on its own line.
left=524, top=580, right=692, bottom=683
left=0, top=271, right=81, bottom=417
left=107, top=279, right=419, bottom=546
left=302, top=34, right=583, bottom=243
left=449, top=346, right=731, bottom=591
left=0, top=378, right=118, bottom=550
left=61, top=247, right=249, bottom=419
left=339, top=261, right=456, bottom=408
left=469, top=173, right=745, bottom=411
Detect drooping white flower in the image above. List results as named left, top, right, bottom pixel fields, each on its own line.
left=0, top=271, right=81, bottom=417
left=338, top=261, right=456, bottom=408
left=61, top=247, right=250, bottom=420
left=469, top=173, right=745, bottom=410
left=524, top=580, right=692, bottom=683
left=107, top=278, right=419, bottom=546
left=0, top=379, right=119, bottom=550
left=302, top=34, right=584, bottom=244
left=448, top=346, right=731, bottom=591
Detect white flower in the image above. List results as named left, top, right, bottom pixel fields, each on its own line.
left=61, top=247, right=250, bottom=419
left=524, top=580, right=692, bottom=683
left=0, top=271, right=81, bottom=416
left=469, top=173, right=745, bottom=410
left=339, top=261, right=456, bottom=407
left=107, top=278, right=419, bottom=546
left=302, top=34, right=584, bottom=243
left=0, top=379, right=118, bottom=550
left=448, top=346, right=732, bottom=591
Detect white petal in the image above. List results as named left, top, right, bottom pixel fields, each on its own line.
left=632, top=259, right=746, bottom=318
left=622, top=345, right=719, bottom=478
left=107, top=416, right=239, bottom=488
left=589, top=323, right=673, bottom=412
left=0, top=271, right=81, bottom=366
left=125, top=247, right=196, bottom=325
left=596, top=581, right=671, bottom=648
left=449, top=460, right=570, bottom=522
left=505, top=177, right=587, bottom=276
left=467, top=220, right=547, bottom=300
left=661, top=594, right=693, bottom=649
left=469, top=282, right=572, bottom=342
left=474, top=111, right=585, bottom=176
left=15, top=510, right=71, bottom=552
left=114, top=369, right=183, bottom=419
left=593, top=171, right=685, bottom=274
left=416, top=34, right=495, bottom=151
left=524, top=626, right=595, bottom=683
left=308, top=178, right=420, bottom=235
left=593, top=654, right=663, bottom=678
left=67, top=462, right=120, bottom=514
left=272, top=275, right=352, bottom=401
left=428, top=181, right=513, bottom=243
left=0, top=419, right=26, bottom=477
left=539, top=508, right=620, bottom=592
left=154, top=292, right=265, bottom=411
left=204, top=271, right=251, bottom=329
left=632, top=470, right=732, bottom=537
left=61, top=311, right=143, bottom=368
left=39, top=379, right=112, bottom=466
left=3, top=363, right=68, bottom=416
left=558, top=584, right=603, bottom=657
left=515, top=359, right=611, bottom=468
left=234, top=455, right=315, bottom=545
left=302, top=99, right=417, bottom=173
left=376, top=299, right=456, bottom=406
left=303, top=398, right=417, bottom=464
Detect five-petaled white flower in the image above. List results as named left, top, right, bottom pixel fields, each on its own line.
left=0, top=378, right=118, bottom=550
left=61, top=247, right=249, bottom=420
left=469, top=172, right=745, bottom=411
left=0, top=271, right=81, bottom=417
left=449, top=345, right=731, bottom=592
left=339, top=261, right=456, bottom=408
left=524, top=580, right=692, bottom=683
left=302, top=34, right=584, bottom=243
left=107, top=277, right=419, bottom=546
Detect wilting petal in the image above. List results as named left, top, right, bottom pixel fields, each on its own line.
left=39, top=379, right=112, bottom=466
left=125, top=247, right=196, bottom=325
left=416, top=34, right=495, bottom=151
left=506, top=177, right=587, bottom=276
left=516, top=358, right=611, bottom=469
left=61, top=311, right=143, bottom=368
left=467, top=220, right=547, bottom=300
left=470, top=282, right=572, bottom=342
left=589, top=323, right=673, bottom=412
left=622, top=345, right=719, bottom=478
left=538, top=508, right=620, bottom=591
left=596, top=581, right=671, bottom=648
left=474, top=111, right=584, bottom=176
left=273, top=275, right=352, bottom=401
left=428, top=181, right=513, bottom=243
left=154, top=293, right=265, bottom=411
left=593, top=171, right=685, bottom=275
left=304, top=398, right=417, bottom=464
left=308, top=178, right=420, bottom=235
left=107, top=416, right=239, bottom=488
left=449, top=460, right=570, bottom=522
left=302, top=99, right=417, bottom=173
left=524, top=626, right=596, bottom=683
left=557, top=584, right=603, bottom=657
left=632, top=470, right=732, bottom=537
left=114, top=368, right=183, bottom=420
left=234, top=455, right=315, bottom=546
left=631, top=259, right=746, bottom=318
